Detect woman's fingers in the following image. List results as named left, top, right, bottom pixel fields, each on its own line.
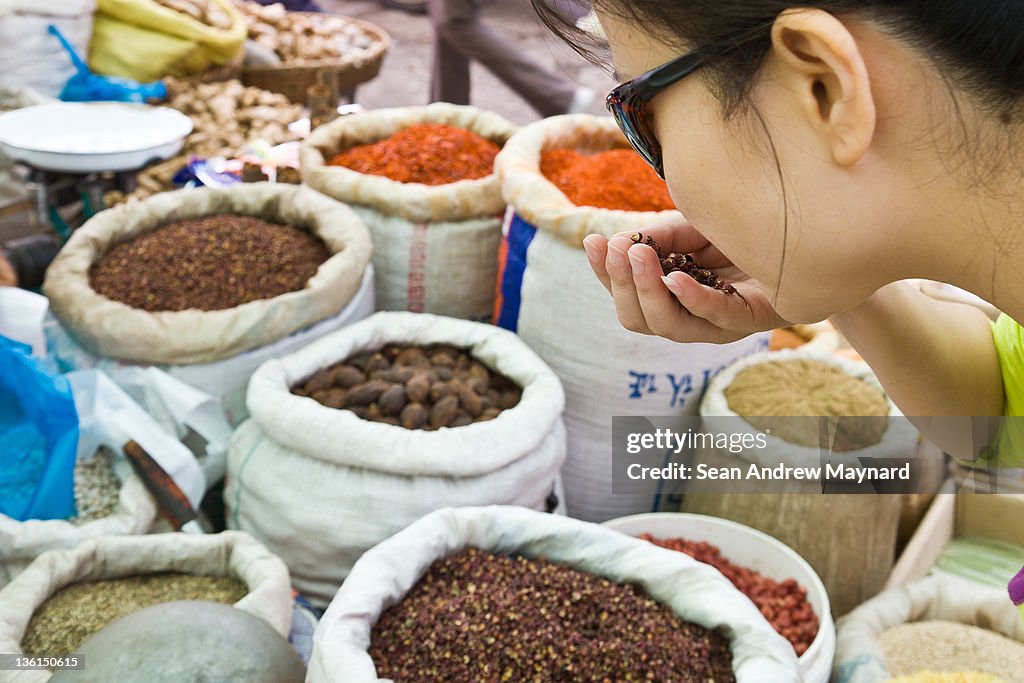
left=604, top=234, right=651, bottom=333
left=582, top=234, right=612, bottom=293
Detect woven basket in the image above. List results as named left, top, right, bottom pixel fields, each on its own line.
left=242, top=13, right=389, bottom=104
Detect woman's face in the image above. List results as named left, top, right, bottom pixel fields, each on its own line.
left=599, top=11, right=918, bottom=323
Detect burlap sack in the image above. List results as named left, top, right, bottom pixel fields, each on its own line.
left=43, top=183, right=372, bottom=366
left=301, top=103, right=517, bottom=321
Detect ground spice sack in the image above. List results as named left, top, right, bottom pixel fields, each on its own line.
left=225, top=312, right=567, bottom=606
left=307, top=505, right=799, bottom=683
left=0, top=531, right=292, bottom=683
left=834, top=575, right=1024, bottom=683
left=301, top=103, right=516, bottom=322
left=494, top=114, right=768, bottom=522
left=42, top=184, right=374, bottom=424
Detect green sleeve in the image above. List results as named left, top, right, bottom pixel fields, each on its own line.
left=987, top=313, right=1024, bottom=465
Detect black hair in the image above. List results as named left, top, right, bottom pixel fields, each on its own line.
left=533, top=0, right=1024, bottom=119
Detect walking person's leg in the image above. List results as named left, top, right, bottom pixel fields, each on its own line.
left=429, top=0, right=474, bottom=104
left=429, top=0, right=590, bottom=116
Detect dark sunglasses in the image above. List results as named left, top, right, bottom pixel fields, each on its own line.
left=605, top=47, right=715, bottom=179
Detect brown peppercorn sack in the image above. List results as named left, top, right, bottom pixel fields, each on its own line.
left=306, top=505, right=800, bottom=683
left=833, top=575, right=1024, bottom=683
left=493, top=114, right=769, bottom=522
left=301, top=103, right=517, bottom=322
left=43, top=184, right=374, bottom=424
left=225, top=312, right=567, bottom=606
left=0, top=531, right=293, bottom=683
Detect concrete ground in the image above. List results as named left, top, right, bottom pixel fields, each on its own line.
left=320, top=0, right=613, bottom=125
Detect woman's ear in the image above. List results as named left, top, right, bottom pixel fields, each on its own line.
left=770, top=8, right=876, bottom=166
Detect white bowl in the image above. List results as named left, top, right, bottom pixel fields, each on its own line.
left=0, top=102, right=193, bottom=173
left=604, top=512, right=836, bottom=683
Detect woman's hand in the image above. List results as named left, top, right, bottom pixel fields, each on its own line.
left=581, top=223, right=788, bottom=343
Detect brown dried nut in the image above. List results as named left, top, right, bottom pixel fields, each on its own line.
left=347, top=405, right=369, bottom=419
left=478, top=407, right=501, bottom=421
left=311, top=389, right=332, bottom=403
left=468, top=361, right=490, bottom=384
left=366, top=403, right=383, bottom=421
left=434, top=366, right=454, bottom=382
left=499, top=389, right=522, bottom=410
left=365, top=352, right=390, bottom=372
left=430, top=381, right=453, bottom=402
left=346, top=380, right=390, bottom=406
left=405, top=372, right=431, bottom=403
left=322, top=388, right=348, bottom=409
left=400, top=402, right=428, bottom=429
left=429, top=351, right=455, bottom=368
left=457, top=384, right=483, bottom=418
left=378, top=385, right=407, bottom=416
left=454, top=354, right=472, bottom=372
left=347, top=352, right=372, bottom=370
left=450, top=412, right=473, bottom=428
left=303, top=367, right=334, bottom=393
left=382, top=345, right=403, bottom=361
left=372, top=367, right=415, bottom=384
left=395, top=347, right=430, bottom=368
left=466, top=377, right=488, bottom=396
left=378, top=416, right=402, bottom=426
left=332, top=365, right=365, bottom=389
left=430, top=395, right=459, bottom=428
left=486, top=388, right=501, bottom=406
left=291, top=387, right=310, bottom=397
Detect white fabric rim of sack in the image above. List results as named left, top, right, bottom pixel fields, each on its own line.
left=0, top=474, right=155, bottom=588
left=300, top=102, right=517, bottom=223
left=494, top=113, right=683, bottom=247
left=307, top=505, right=800, bottom=683
left=42, top=183, right=372, bottom=365
left=0, top=531, right=293, bottom=683
left=833, top=574, right=1024, bottom=683
left=245, top=311, right=565, bottom=478
left=0, top=0, right=93, bottom=17
left=700, top=348, right=920, bottom=468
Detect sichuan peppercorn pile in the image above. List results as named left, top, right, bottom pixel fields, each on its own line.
left=327, top=123, right=501, bottom=185
left=89, top=215, right=330, bottom=312
left=369, top=548, right=736, bottom=683
left=632, top=232, right=741, bottom=296
left=540, top=148, right=675, bottom=212
left=292, top=344, right=522, bottom=429
left=640, top=534, right=819, bottom=656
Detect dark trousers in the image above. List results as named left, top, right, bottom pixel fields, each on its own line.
left=429, top=0, right=577, bottom=117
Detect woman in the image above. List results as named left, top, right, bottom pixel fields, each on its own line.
left=533, top=1, right=1024, bottom=463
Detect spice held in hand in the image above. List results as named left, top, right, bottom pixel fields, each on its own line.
left=89, top=215, right=330, bottom=312
left=541, top=148, right=675, bottom=212
left=327, top=123, right=501, bottom=185
left=369, top=547, right=736, bottom=683
left=632, top=232, right=741, bottom=296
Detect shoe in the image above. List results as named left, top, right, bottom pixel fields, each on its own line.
left=566, top=86, right=596, bottom=114
left=380, top=0, right=427, bottom=14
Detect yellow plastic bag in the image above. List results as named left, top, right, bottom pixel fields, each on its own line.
left=88, top=0, right=245, bottom=81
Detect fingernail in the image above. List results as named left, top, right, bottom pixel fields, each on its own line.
left=582, top=236, right=600, bottom=263
left=662, top=275, right=679, bottom=290
left=607, top=244, right=627, bottom=269
left=628, top=247, right=646, bottom=276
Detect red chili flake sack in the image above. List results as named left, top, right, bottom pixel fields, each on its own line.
left=540, top=148, right=675, bottom=212
left=369, top=547, right=736, bottom=683
left=639, top=533, right=820, bottom=656
left=327, top=123, right=501, bottom=185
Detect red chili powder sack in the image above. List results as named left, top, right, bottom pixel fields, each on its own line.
left=540, top=148, right=676, bottom=212
left=327, top=123, right=501, bottom=185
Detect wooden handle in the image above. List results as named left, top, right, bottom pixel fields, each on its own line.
left=123, top=440, right=199, bottom=532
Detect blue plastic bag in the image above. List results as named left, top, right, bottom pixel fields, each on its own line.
left=49, top=25, right=167, bottom=104
left=0, top=336, right=78, bottom=521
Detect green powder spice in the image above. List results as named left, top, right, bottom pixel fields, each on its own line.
left=21, top=573, right=249, bottom=657
left=725, top=359, right=889, bottom=451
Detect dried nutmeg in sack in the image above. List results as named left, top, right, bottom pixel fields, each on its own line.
left=89, top=215, right=330, bottom=312
left=292, top=343, right=522, bottom=429
left=369, top=548, right=736, bottom=683
left=328, top=123, right=501, bottom=185
left=540, top=148, right=675, bottom=212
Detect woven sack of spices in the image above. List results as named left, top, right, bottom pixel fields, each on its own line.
left=686, top=349, right=922, bottom=616
left=493, top=113, right=768, bottom=522
left=306, top=505, right=799, bottom=683
left=301, top=103, right=517, bottom=322
left=0, top=531, right=292, bottom=683
left=833, top=575, right=1024, bottom=683
left=43, top=184, right=374, bottom=425
left=0, top=0, right=95, bottom=98
left=89, top=0, right=246, bottom=82
left=225, top=312, right=567, bottom=607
